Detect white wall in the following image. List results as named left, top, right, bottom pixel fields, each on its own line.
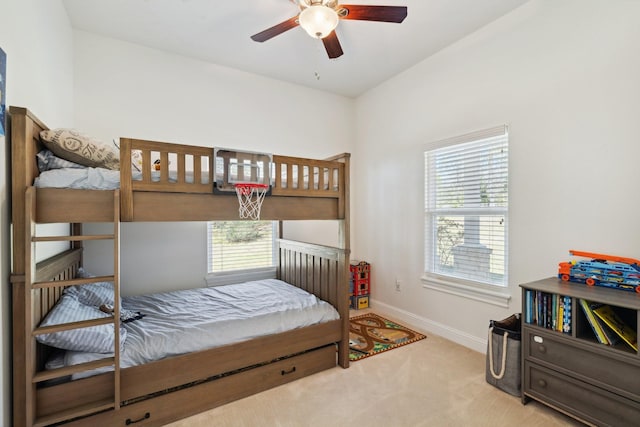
left=73, top=31, right=355, bottom=295
left=354, top=0, right=640, bottom=351
left=3, top=4, right=637, bottom=424
left=0, top=0, right=74, bottom=424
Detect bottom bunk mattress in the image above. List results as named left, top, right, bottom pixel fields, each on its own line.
left=48, top=278, right=340, bottom=379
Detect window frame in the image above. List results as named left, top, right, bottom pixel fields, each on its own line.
left=205, top=220, right=278, bottom=287
left=421, top=125, right=511, bottom=307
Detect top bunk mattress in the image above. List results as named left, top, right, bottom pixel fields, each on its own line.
left=57, top=278, right=340, bottom=379
left=33, top=167, right=206, bottom=190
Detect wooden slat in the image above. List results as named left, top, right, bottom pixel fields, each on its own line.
left=25, top=186, right=37, bottom=426
left=177, top=152, right=186, bottom=183
left=142, top=149, right=152, bottom=183
left=128, top=192, right=339, bottom=221
left=33, top=234, right=114, bottom=242
left=33, top=357, right=116, bottom=383
left=36, top=189, right=115, bottom=223
left=193, top=154, right=201, bottom=187
left=34, top=248, right=82, bottom=283
left=33, top=275, right=115, bottom=289
left=34, top=399, right=115, bottom=427
left=131, top=180, right=212, bottom=193
left=120, top=138, right=134, bottom=221
left=112, top=190, right=121, bottom=408
left=129, top=138, right=213, bottom=157
left=33, top=317, right=114, bottom=336
left=160, top=151, right=169, bottom=183
left=36, top=373, right=114, bottom=418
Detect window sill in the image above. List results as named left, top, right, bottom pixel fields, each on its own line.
left=205, top=267, right=277, bottom=287
left=421, top=275, right=511, bottom=308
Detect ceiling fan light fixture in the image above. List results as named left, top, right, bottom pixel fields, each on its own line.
left=299, top=5, right=339, bottom=39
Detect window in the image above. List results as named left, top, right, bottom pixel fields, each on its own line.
left=207, top=221, right=277, bottom=284
left=424, top=126, right=508, bottom=291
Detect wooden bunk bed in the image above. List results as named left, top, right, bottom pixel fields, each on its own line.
left=9, top=106, right=351, bottom=427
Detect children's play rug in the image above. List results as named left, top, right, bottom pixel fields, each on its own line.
left=349, top=313, right=426, bottom=361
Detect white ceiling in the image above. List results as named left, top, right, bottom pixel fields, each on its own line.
left=62, top=0, right=528, bottom=98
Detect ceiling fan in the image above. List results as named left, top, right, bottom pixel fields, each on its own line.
left=250, top=0, right=408, bottom=59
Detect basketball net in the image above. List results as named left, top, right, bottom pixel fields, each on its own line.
left=234, top=183, right=269, bottom=220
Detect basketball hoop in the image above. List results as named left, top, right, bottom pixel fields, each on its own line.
left=234, top=183, right=269, bottom=220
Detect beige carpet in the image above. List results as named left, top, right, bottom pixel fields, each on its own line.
left=165, top=311, right=581, bottom=427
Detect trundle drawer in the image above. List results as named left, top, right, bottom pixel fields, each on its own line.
left=524, top=327, right=640, bottom=398
left=525, top=362, right=640, bottom=427
left=65, top=345, right=336, bottom=427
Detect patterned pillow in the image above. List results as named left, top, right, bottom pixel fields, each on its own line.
left=36, top=294, right=127, bottom=353
left=40, top=128, right=120, bottom=170
left=36, top=149, right=87, bottom=171
left=64, top=280, right=118, bottom=307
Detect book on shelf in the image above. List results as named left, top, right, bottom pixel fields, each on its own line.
left=525, top=290, right=571, bottom=334
left=562, top=296, right=572, bottom=333
left=579, top=299, right=609, bottom=345
left=592, top=304, right=638, bottom=351
left=594, top=314, right=621, bottom=346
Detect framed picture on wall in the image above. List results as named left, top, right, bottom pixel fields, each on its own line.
left=0, top=46, right=6, bottom=137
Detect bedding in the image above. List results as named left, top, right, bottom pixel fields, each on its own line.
left=37, top=149, right=87, bottom=171
left=36, top=293, right=127, bottom=353
left=40, top=129, right=119, bottom=170
left=64, top=275, right=120, bottom=307
left=34, top=167, right=210, bottom=190
left=53, top=278, right=339, bottom=379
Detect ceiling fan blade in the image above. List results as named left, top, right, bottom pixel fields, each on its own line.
left=322, top=31, right=344, bottom=59
left=339, top=5, right=407, bottom=23
left=250, top=16, right=300, bottom=42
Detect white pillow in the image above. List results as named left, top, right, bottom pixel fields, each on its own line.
left=36, top=294, right=126, bottom=353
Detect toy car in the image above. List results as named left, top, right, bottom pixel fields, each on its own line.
left=558, top=250, right=640, bottom=293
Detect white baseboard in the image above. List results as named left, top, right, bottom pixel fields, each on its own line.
left=369, top=298, right=487, bottom=354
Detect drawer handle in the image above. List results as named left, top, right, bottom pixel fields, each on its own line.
left=126, top=412, right=150, bottom=425
left=281, top=366, right=297, bottom=376
left=537, top=379, right=547, bottom=388
left=538, top=345, right=546, bottom=354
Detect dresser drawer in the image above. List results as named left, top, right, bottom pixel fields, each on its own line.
left=525, top=362, right=640, bottom=427
left=524, top=327, right=640, bottom=399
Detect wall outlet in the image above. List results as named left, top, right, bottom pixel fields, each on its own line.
left=395, top=279, right=402, bottom=292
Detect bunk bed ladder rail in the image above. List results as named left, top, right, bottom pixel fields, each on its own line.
left=24, top=187, right=122, bottom=427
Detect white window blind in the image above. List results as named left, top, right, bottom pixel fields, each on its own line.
left=207, top=221, right=276, bottom=273
left=424, top=126, right=508, bottom=287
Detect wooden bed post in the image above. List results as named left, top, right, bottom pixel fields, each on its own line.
left=323, top=152, right=351, bottom=368
left=9, top=107, right=45, bottom=427
left=338, top=153, right=351, bottom=368
left=119, top=138, right=134, bottom=221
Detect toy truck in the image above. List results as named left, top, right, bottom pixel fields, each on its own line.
left=558, top=250, right=640, bottom=293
